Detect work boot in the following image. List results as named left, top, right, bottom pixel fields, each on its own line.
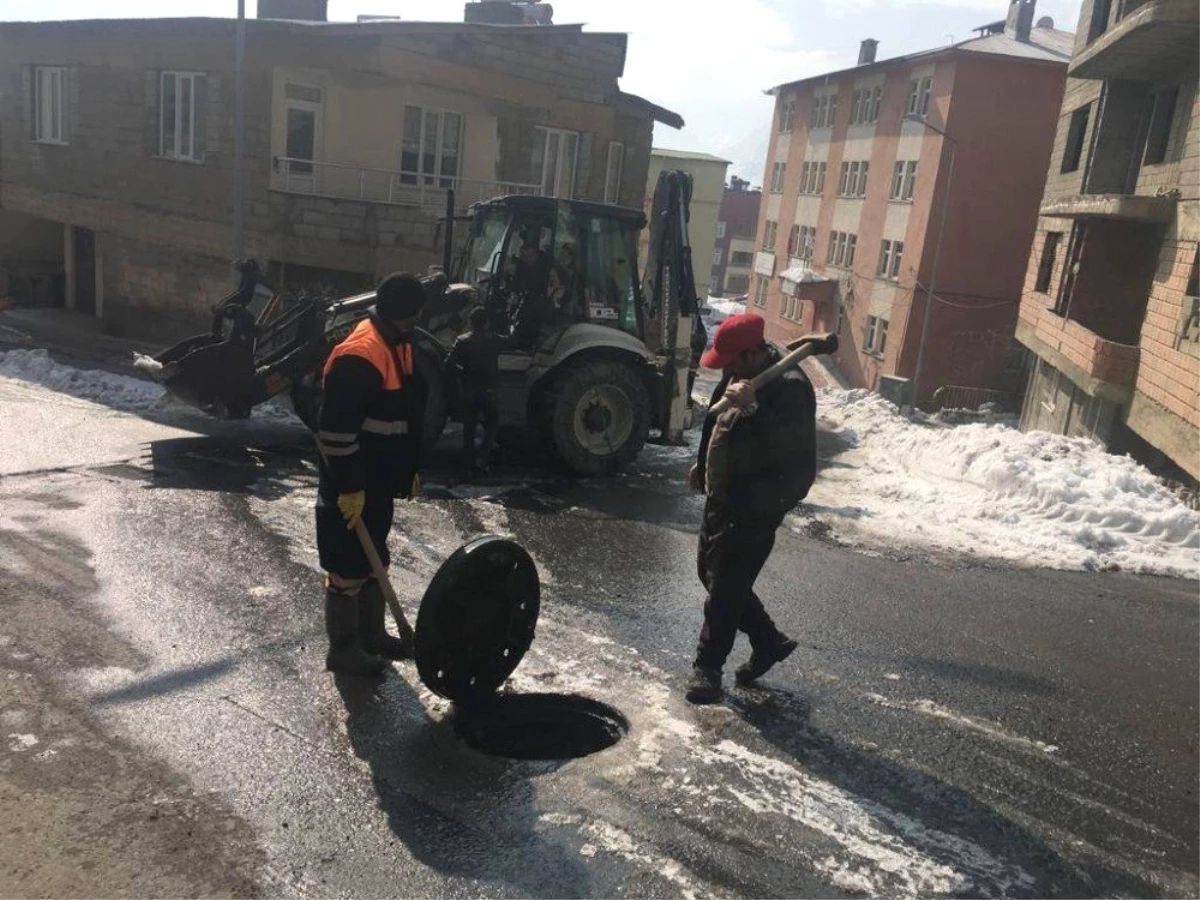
left=685, top=666, right=724, bottom=705
left=358, top=581, right=415, bottom=661
left=324, top=590, right=388, bottom=676
left=735, top=636, right=799, bottom=686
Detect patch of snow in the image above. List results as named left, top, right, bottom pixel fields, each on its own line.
left=864, top=693, right=1059, bottom=754
left=132, top=352, right=164, bottom=375
left=804, top=388, right=1200, bottom=578
left=7, top=733, right=39, bottom=752
left=0, top=348, right=298, bottom=423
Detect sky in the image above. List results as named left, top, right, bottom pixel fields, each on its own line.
left=1, top=0, right=1083, bottom=181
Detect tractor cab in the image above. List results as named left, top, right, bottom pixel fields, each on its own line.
left=452, top=195, right=647, bottom=358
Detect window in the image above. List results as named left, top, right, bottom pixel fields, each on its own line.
left=902, top=161, right=917, bottom=200
left=716, top=221, right=726, bottom=239
left=850, top=86, right=881, bottom=125
left=534, top=126, right=579, bottom=197
left=1062, top=104, right=1091, bottom=174
left=827, top=231, right=857, bottom=268
left=762, top=220, right=778, bottom=250
left=817, top=162, right=827, bottom=194
left=878, top=239, right=904, bottom=279
left=798, top=225, right=815, bottom=260
left=851, top=89, right=864, bottom=125
left=604, top=140, right=624, bottom=203
left=906, top=76, right=932, bottom=117
left=835, top=302, right=845, bottom=334
left=865, top=315, right=889, bottom=354
left=799, top=162, right=810, bottom=194
left=1144, top=87, right=1180, bottom=165
left=857, top=162, right=870, bottom=197
left=727, top=274, right=750, bottom=294
left=1034, top=232, right=1061, bottom=293
left=1179, top=250, right=1199, bottom=353
left=869, top=86, right=882, bottom=122
left=787, top=224, right=800, bottom=257
left=160, top=71, right=206, bottom=162
left=712, top=247, right=724, bottom=268
left=731, top=250, right=755, bottom=266
left=33, top=66, right=66, bottom=144
left=801, top=161, right=826, bottom=195
left=838, top=162, right=850, bottom=196
left=810, top=94, right=836, bottom=128
left=891, top=161, right=905, bottom=199
left=770, top=162, right=786, bottom=193
left=753, top=277, right=768, bottom=308
left=402, top=106, right=463, bottom=188
left=779, top=98, right=795, bottom=133
left=1088, top=0, right=1112, bottom=42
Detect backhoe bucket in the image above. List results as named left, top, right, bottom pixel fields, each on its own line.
left=152, top=334, right=259, bottom=417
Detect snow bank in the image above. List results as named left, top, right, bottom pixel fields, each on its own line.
left=805, top=389, right=1200, bottom=578
left=0, top=348, right=297, bottom=423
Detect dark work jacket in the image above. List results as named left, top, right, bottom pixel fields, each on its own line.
left=447, top=329, right=501, bottom=394
left=317, top=315, right=426, bottom=500
left=697, top=345, right=817, bottom=522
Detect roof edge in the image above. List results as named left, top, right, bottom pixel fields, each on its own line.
left=619, top=91, right=684, bottom=129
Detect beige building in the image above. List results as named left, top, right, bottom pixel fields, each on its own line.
left=0, top=6, right=680, bottom=339
left=642, top=149, right=730, bottom=301
left=1015, top=0, right=1199, bottom=480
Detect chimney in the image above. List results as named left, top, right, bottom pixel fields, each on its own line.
left=1005, top=0, right=1035, bottom=42
left=464, top=1, right=553, bottom=24
left=257, top=0, right=328, bottom=20
left=858, top=38, right=879, bottom=65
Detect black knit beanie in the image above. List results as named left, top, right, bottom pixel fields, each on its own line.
left=375, top=272, right=427, bottom=321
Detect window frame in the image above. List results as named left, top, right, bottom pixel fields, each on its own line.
left=33, top=66, right=67, bottom=145
left=902, top=161, right=918, bottom=200
left=159, top=70, right=206, bottom=163
left=770, top=161, right=786, bottom=193
left=1034, top=231, right=1061, bottom=293
left=603, top=140, right=624, bottom=204
left=1062, top=104, right=1091, bottom=174
left=1143, top=86, right=1180, bottom=166
left=534, top=125, right=579, bottom=198
left=779, top=98, right=796, bottom=133
left=753, top=277, right=768, bottom=308
left=762, top=220, right=778, bottom=251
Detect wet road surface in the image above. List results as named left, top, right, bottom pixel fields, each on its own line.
left=0, top=354, right=1196, bottom=898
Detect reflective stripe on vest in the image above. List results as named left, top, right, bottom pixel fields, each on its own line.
left=361, top=418, right=409, bottom=436
left=323, top=318, right=414, bottom=389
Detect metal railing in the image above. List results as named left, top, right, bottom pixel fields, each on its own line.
left=271, top=156, right=543, bottom=209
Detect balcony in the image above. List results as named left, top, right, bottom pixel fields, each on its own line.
left=1017, top=314, right=1141, bottom=398
left=1040, top=193, right=1176, bottom=223
left=270, top=157, right=543, bottom=212
left=1071, top=0, right=1200, bottom=81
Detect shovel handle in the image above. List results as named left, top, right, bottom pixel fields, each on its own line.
left=708, top=332, right=839, bottom=418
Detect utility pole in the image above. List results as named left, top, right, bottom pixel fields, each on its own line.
left=233, top=0, right=246, bottom=261
left=905, top=114, right=957, bottom=410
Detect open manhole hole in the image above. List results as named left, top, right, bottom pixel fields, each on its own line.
left=454, top=693, right=628, bottom=760
left=415, top=536, right=628, bottom=760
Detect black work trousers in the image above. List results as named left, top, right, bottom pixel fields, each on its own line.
left=461, top=389, right=498, bottom=468
left=694, top=500, right=785, bottom=672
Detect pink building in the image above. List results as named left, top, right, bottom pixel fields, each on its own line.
left=710, top=177, right=762, bottom=297
left=753, top=0, right=1070, bottom=408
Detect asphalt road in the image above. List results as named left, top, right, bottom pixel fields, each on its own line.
left=0, top=335, right=1196, bottom=898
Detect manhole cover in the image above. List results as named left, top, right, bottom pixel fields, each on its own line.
left=455, top=693, right=628, bottom=760
left=414, top=535, right=540, bottom=704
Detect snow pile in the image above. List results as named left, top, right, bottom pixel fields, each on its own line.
left=0, top=348, right=164, bottom=411
left=805, top=389, right=1200, bottom=578
left=0, top=348, right=298, bottom=423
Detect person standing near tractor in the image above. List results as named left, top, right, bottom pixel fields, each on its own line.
left=686, top=313, right=818, bottom=704
left=315, top=273, right=428, bottom=676
left=448, top=306, right=501, bottom=476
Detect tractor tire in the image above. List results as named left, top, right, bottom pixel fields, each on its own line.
left=543, top=357, right=650, bottom=476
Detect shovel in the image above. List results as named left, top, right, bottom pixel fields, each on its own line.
left=707, top=332, right=839, bottom=418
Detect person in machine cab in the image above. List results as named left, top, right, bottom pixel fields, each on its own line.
left=509, top=230, right=552, bottom=347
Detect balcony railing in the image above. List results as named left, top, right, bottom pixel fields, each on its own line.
left=271, top=157, right=544, bottom=210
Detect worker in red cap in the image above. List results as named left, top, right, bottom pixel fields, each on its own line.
left=686, top=312, right=818, bottom=704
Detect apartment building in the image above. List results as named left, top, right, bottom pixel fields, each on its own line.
left=753, top=0, right=1070, bottom=407
left=1015, top=0, right=1199, bottom=480
left=641, top=148, right=730, bottom=301
left=0, top=3, right=680, bottom=339
left=710, top=177, right=762, bottom=298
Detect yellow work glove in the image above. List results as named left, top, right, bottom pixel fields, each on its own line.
left=337, top=490, right=366, bottom=531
